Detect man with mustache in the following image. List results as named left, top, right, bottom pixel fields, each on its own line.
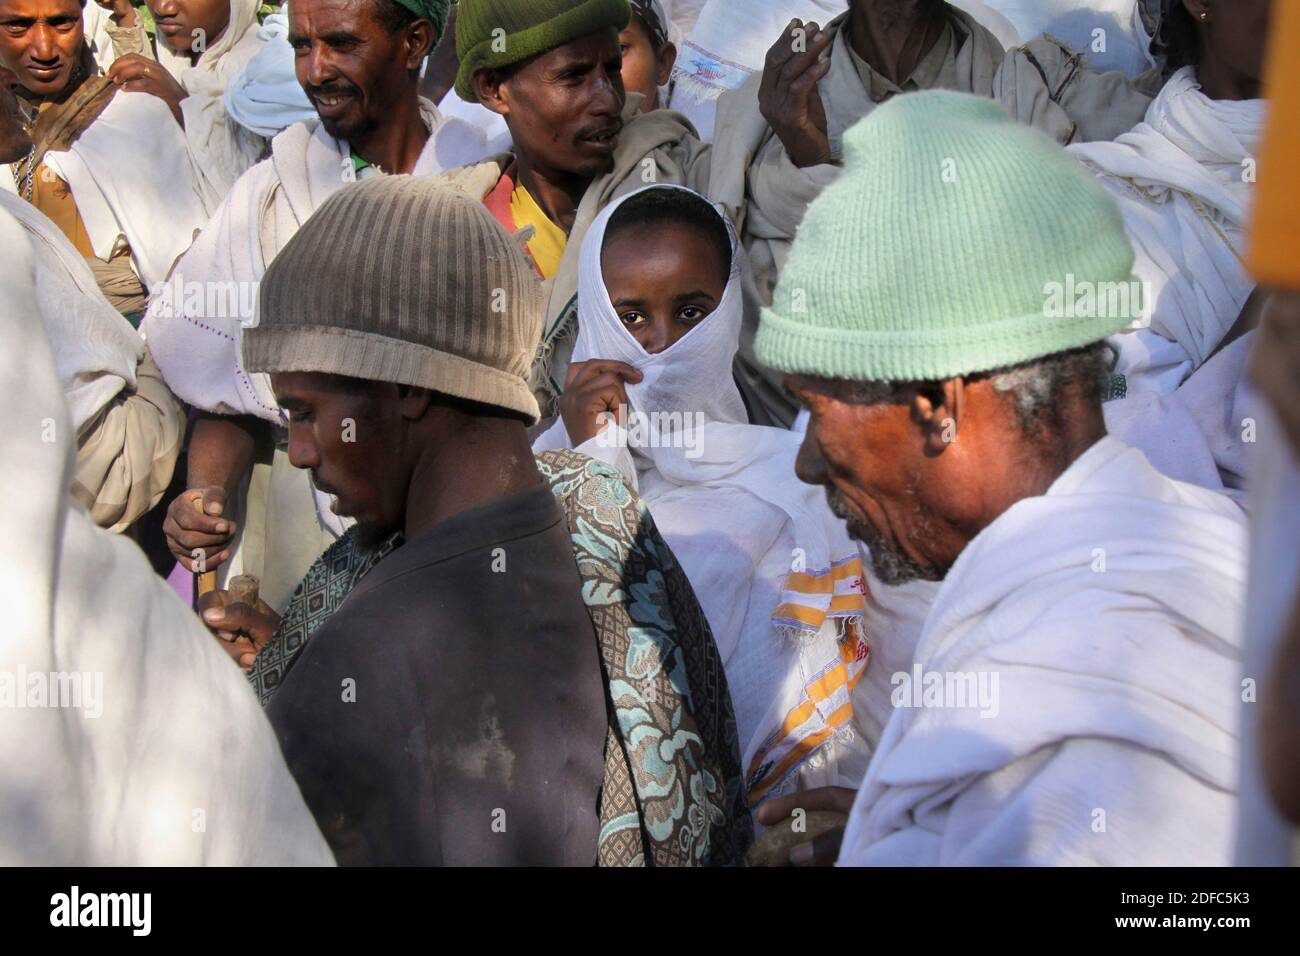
left=446, top=0, right=710, bottom=422
left=106, top=0, right=268, bottom=211
left=0, top=0, right=205, bottom=320
left=755, top=91, right=1249, bottom=866
left=143, top=0, right=484, bottom=615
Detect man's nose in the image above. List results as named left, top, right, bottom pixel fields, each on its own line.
left=29, top=25, right=59, bottom=61
left=590, top=66, right=624, bottom=117
left=152, top=0, right=179, bottom=17
left=794, top=428, right=829, bottom=487
left=287, top=426, right=321, bottom=471
left=303, top=46, right=337, bottom=89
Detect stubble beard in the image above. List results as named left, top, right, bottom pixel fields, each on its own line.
left=824, top=487, right=940, bottom=586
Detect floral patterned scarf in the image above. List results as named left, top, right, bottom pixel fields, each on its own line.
left=249, top=451, right=751, bottom=865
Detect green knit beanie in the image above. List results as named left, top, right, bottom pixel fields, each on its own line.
left=756, top=90, right=1139, bottom=383
left=390, top=0, right=451, bottom=38
left=454, top=0, right=631, bottom=102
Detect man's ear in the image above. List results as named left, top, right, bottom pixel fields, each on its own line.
left=1181, top=0, right=1211, bottom=22
left=908, top=377, right=963, bottom=457
left=397, top=385, right=434, bottom=421
left=404, top=19, right=437, bottom=70
left=472, top=68, right=510, bottom=117
left=654, top=41, right=677, bottom=87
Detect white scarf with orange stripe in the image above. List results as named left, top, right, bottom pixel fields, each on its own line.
left=533, top=185, right=870, bottom=804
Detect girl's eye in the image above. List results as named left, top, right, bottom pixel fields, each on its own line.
left=679, top=306, right=708, bottom=323
left=619, top=311, right=647, bottom=328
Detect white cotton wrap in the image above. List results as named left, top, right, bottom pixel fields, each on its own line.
left=534, top=184, right=872, bottom=800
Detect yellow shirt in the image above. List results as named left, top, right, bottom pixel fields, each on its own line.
left=509, top=181, right=567, bottom=280
left=1247, top=0, right=1300, bottom=289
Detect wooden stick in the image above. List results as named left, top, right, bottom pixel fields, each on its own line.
left=227, top=575, right=260, bottom=607
left=192, top=494, right=218, bottom=597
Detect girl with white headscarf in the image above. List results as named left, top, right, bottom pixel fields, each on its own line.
left=534, top=184, right=873, bottom=809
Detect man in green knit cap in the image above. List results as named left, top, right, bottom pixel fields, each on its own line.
left=754, top=91, right=1248, bottom=867
left=443, top=0, right=710, bottom=421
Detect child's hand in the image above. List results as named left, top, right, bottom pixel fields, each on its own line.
left=558, top=359, right=643, bottom=446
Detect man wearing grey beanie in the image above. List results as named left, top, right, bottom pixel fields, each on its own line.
left=199, top=176, right=751, bottom=867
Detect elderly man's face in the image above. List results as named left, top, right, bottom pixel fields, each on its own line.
left=0, top=82, right=33, bottom=162
left=289, top=0, right=430, bottom=144
left=0, top=0, right=84, bottom=100
left=273, top=371, right=412, bottom=546
left=480, top=28, right=626, bottom=178
left=147, top=0, right=233, bottom=57
left=786, top=374, right=978, bottom=585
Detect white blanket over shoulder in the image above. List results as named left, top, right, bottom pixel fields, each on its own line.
left=23, top=89, right=208, bottom=291
left=142, top=99, right=474, bottom=422
left=839, top=437, right=1247, bottom=866
left=1069, top=68, right=1265, bottom=393
left=0, top=192, right=142, bottom=433
left=0, top=211, right=332, bottom=866
left=155, top=0, right=267, bottom=213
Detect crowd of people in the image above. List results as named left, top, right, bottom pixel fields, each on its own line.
left=0, top=0, right=1295, bottom=867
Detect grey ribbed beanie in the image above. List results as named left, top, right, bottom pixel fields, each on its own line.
left=244, top=176, right=545, bottom=424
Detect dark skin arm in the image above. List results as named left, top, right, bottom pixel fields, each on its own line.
left=163, top=413, right=263, bottom=572
left=108, top=54, right=188, bottom=127
left=758, top=19, right=835, bottom=168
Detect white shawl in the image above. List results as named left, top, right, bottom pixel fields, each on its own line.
left=1, top=89, right=207, bottom=292
left=0, top=191, right=142, bottom=433
left=142, top=98, right=473, bottom=423
left=0, top=210, right=333, bottom=866
left=153, top=0, right=266, bottom=212
left=1069, top=68, right=1266, bottom=393
left=534, top=184, right=871, bottom=801
left=839, top=437, right=1246, bottom=866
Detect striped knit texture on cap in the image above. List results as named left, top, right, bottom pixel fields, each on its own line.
left=756, top=90, right=1139, bottom=383
left=454, top=0, right=631, bottom=101
left=244, top=175, right=545, bottom=424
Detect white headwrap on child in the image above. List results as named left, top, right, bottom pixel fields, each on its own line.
left=534, top=184, right=871, bottom=803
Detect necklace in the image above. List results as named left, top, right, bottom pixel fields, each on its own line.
left=11, top=143, right=36, bottom=202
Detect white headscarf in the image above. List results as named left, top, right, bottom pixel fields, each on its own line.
left=535, top=182, right=864, bottom=648
left=1069, top=66, right=1265, bottom=388
left=534, top=185, right=871, bottom=799
left=155, top=0, right=262, bottom=90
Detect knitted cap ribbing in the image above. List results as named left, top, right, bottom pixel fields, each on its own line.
left=756, top=91, right=1139, bottom=383
left=244, top=176, right=544, bottom=424
left=454, top=0, right=631, bottom=102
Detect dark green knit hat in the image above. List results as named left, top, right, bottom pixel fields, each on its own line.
left=454, top=0, right=631, bottom=102
left=390, top=0, right=451, bottom=39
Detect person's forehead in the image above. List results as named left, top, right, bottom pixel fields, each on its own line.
left=289, top=0, right=376, bottom=33
left=529, top=28, right=622, bottom=71
left=0, top=0, right=82, bottom=20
